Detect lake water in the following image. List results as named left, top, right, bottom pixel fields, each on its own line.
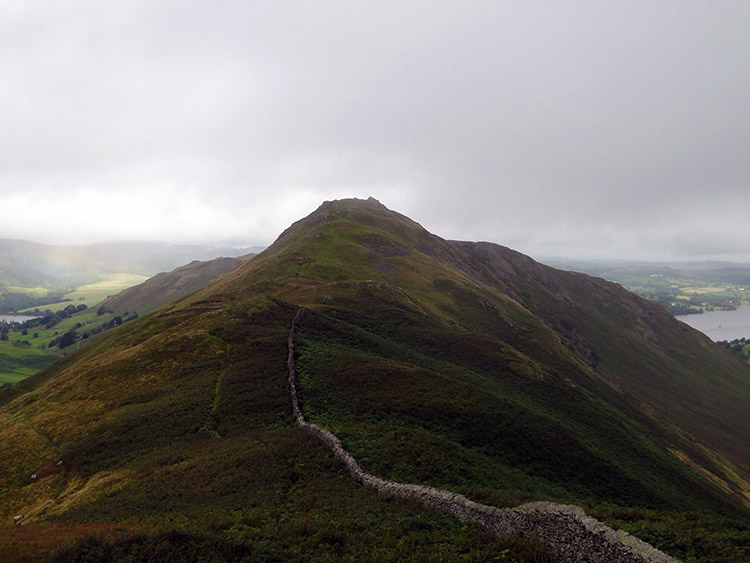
left=676, top=306, right=750, bottom=342
left=0, top=315, right=40, bottom=324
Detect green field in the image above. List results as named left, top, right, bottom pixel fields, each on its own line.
left=0, top=308, right=134, bottom=384
left=1, top=273, right=148, bottom=383
left=18, top=273, right=148, bottom=314
left=4, top=286, right=49, bottom=297
left=0, top=341, right=60, bottom=384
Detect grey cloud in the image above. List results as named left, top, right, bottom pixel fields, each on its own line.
left=0, top=1, right=748, bottom=259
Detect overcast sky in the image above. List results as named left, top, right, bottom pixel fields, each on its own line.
left=1, top=1, right=748, bottom=261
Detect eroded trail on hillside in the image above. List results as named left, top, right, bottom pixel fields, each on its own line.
left=286, top=307, right=679, bottom=563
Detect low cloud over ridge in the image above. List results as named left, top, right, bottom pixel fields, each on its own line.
left=1, top=1, right=748, bottom=261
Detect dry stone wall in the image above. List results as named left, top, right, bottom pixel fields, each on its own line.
left=287, top=308, right=679, bottom=563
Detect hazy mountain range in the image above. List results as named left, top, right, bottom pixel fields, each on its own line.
left=0, top=239, right=262, bottom=289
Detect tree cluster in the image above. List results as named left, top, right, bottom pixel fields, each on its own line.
left=48, top=311, right=138, bottom=349
left=18, top=304, right=89, bottom=332
left=0, top=291, right=70, bottom=314
left=717, top=338, right=750, bottom=362
left=633, top=288, right=744, bottom=316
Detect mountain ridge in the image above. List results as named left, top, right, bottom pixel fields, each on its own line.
left=1, top=197, right=749, bottom=561
left=183, top=198, right=750, bottom=508
left=204, top=200, right=750, bottom=502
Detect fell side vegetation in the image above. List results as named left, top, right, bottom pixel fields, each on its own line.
left=0, top=299, right=555, bottom=562
left=293, top=305, right=750, bottom=561
left=1, top=198, right=749, bottom=561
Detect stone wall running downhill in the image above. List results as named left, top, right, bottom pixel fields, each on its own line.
left=287, top=308, right=680, bottom=563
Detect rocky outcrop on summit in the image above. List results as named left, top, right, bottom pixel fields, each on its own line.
left=286, top=308, right=678, bottom=563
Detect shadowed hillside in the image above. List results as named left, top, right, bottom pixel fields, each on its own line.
left=1, top=198, right=749, bottom=561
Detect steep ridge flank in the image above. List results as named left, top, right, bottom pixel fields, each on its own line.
left=451, top=241, right=750, bottom=500
left=287, top=308, right=678, bottom=563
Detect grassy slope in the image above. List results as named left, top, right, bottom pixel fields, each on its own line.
left=0, top=342, right=60, bottom=384
left=2, top=198, right=750, bottom=561
left=0, top=299, right=553, bottom=562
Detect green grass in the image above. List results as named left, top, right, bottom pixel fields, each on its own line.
left=0, top=271, right=148, bottom=385
left=0, top=372, right=29, bottom=384
left=0, top=340, right=60, bottom=383
left=4, top=286, right=49, bottom=297
left=0, top=303, right=144, bottom=385
left=590, top=505, right=750, bottom=563
left=18, top=274, right=148, bottom=314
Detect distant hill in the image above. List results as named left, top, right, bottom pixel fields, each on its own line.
left=545, top=258, right=750, bottom=315
left=0, top=238, right=262, bottom=289
left=1, top=198, right=749, bottom=561
left=100, top=255, right=251, bottom=315
left=546, top=258, right=750, bottom=287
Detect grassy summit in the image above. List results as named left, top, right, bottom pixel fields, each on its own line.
left=1, top=198, right=749, bottom=561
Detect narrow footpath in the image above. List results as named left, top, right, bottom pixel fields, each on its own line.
left=286, top=308, right=679, bottom=563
